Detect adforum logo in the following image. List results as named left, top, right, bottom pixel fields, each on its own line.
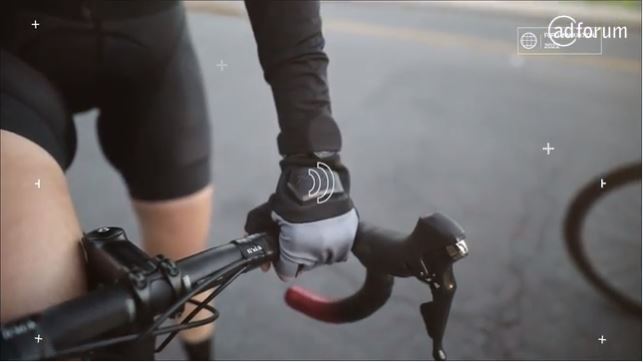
left=546, top=15, right=628, bottom=48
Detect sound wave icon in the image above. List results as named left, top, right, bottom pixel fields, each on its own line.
left=307, top=162, right=335, bottom=204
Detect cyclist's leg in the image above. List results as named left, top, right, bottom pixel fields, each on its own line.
left=0, top=51, right=86, bottom=322
left=132, top=184, right=214, bottom=341
left=96, top=2, right=214, bottom=350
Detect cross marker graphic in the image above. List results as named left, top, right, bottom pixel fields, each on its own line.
left=542, top=142, right=555, bottom=155
left=216, top=60, right=228, bottom=71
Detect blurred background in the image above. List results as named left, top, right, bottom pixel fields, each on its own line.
left=66, top=1, right=642, bottom=360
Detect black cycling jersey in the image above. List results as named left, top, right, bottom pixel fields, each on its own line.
left=0, top=0, right=342, bottom=200
left=244, top=1, right=342, bottom=155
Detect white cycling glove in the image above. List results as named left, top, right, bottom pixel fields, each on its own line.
left=245, top=153, right=358, bottom=281
left=271, top=208, right=358, bottom=281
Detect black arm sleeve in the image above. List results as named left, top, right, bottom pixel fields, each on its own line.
left=244, top=0, right=342, bottom=155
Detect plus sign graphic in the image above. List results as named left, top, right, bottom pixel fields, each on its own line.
left=600, top=178, right=607, bottom=189
left=34, top=179, right=41, bottom=189
left=597, top=335, right=607, bottom=344
left=542, top=142, right=555, bottom=155
left=216, top=60, right=228, bottom=71
left=31, top=20, right=40, bottom=29
left=34, top=334, right=43, bottom=343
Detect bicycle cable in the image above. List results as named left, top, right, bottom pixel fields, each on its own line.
left=140, top=258, right=249, bottom=338
left=51, top=260, right=249, bottom=358
left=52, top=301, right=218, bottom=358
left=155, top=264, right=249, bottom=352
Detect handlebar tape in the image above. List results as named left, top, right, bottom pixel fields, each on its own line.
left=285, top=270, right=393, bottom=323
left=283, top=213, right=465, bottom=325
left=284, top=221, right=404, bottom=322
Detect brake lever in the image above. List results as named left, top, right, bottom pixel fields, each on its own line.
left=288, top=214, right=470, bottom=360
left=247, top=204, right=469, bottom=360
left=417, top=222, right=468, bottom=361
left=418, top=263, right=457, bottom=360
left=350, top=214, right=468, bottom=360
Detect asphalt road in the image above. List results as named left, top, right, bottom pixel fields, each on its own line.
left=66, top=2, right=642, bottom=360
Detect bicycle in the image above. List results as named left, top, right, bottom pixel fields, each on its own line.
left=563, top=162, right=642, bottom=316
left=0, top=213, right=469, bottom=360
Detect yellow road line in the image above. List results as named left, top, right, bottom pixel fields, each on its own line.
left=185, top=3, right=641, bottom=74
left=185, top=1, right=245, bottom=18
left=324, top=19, right=641, bottom=74
left=325, top=19, right=514, bottom=54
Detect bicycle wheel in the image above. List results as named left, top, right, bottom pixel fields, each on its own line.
left=564, top=162, right=642, bottom=316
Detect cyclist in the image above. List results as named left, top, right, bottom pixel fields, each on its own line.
left=0, top=1, right=358, bottom=359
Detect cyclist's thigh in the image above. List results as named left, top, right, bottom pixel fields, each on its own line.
left=97, top=3, right=211, bottom=202
left=0, top=50, right=86, bottom=322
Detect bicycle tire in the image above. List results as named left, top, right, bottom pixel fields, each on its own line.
left=563, top=162, right=642, bottom=316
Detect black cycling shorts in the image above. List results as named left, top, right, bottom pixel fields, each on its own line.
left=0, top=1, right=211, bottom=201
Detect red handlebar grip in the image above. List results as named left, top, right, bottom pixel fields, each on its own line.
left=284, top=271, right=393, bottom=324
left=285, top=286, right=343, bottom=323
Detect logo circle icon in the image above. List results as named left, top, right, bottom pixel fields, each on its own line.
left=547, top=15, right=578, bottom=48
left=520, top=32, right=538, bottom=50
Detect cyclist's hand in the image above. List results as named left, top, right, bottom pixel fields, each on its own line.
left=245, top=153, right=358, bottom=281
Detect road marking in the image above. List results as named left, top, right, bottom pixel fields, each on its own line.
left=185, top=3, right=641, bottom=74
left=325, top=19, right=513, bottom=54
left=323, top=19, right=640, bottom=74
